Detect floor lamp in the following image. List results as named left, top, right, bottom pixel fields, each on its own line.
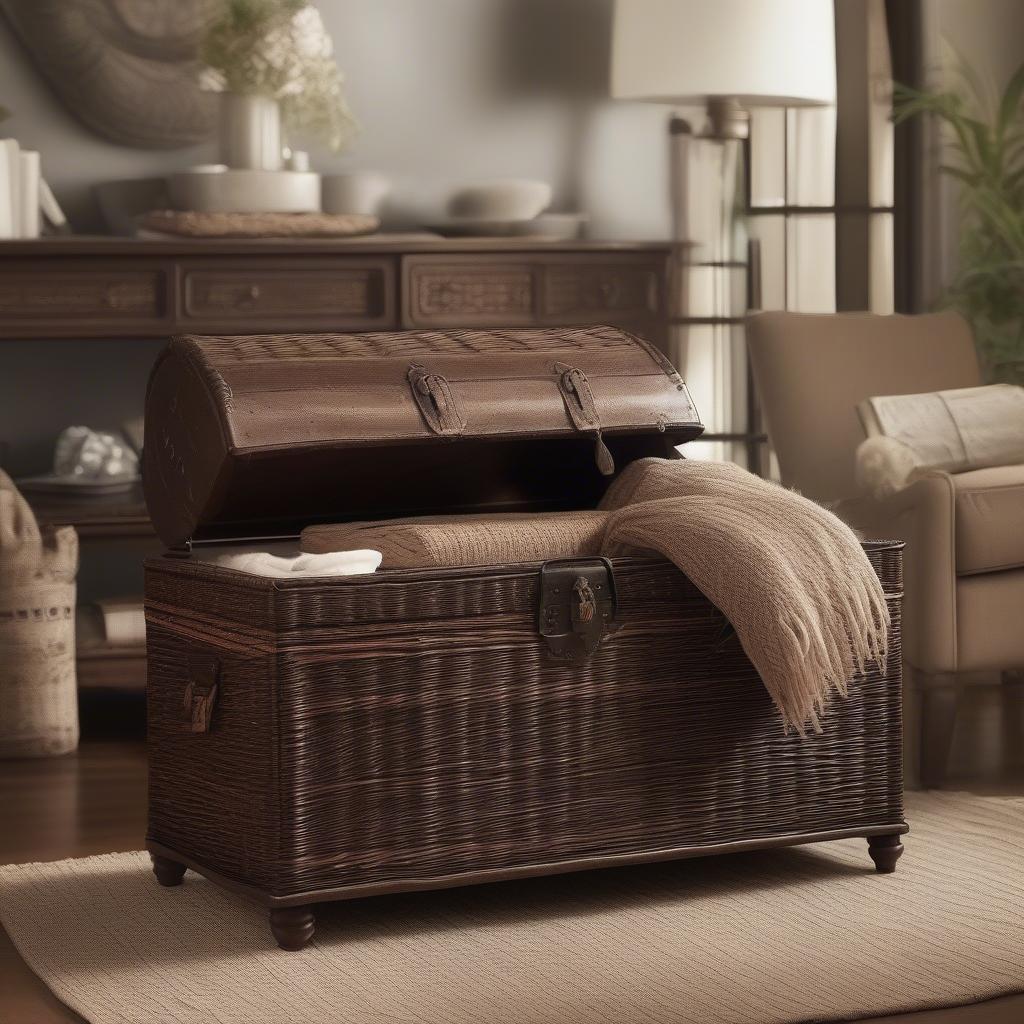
left=611, top=0, right=837, bottom=465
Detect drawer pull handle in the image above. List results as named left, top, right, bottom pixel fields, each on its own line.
left=237, top=284, right=261, bottom=308
left=104, top=285, right=137, bottom=310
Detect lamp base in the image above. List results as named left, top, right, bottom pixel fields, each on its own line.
left=667, top=107, right=750, bottom=468
left=704, top=96, right=750, bottom=141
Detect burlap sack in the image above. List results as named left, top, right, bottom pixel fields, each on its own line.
left=0, top=470, right=79, bottom=758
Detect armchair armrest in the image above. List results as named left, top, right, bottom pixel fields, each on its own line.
left=836, top=472, right=957, bottom=673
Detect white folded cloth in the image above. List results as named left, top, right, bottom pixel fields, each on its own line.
left=856, top=384, right=1024, bottom=498
left=211, top=549, right=382, bottom=578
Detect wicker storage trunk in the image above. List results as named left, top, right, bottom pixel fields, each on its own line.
left=143, top=327, right=907, bottom=951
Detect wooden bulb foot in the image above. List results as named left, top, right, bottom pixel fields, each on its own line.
left=868, top=833, right=904, bottom=874
left=270, top=907, right=316, bottom=951
left=151, top=854, right=186, bottom=887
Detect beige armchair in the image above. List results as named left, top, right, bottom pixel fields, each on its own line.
left=746, top=311, right=1024, bottom=787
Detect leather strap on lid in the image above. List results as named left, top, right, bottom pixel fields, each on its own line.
left=408, top=364, right=466, bottom=436
left=554, top=362, right=615, bottom=476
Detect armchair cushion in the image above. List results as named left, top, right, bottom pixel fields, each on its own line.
left=953, top=464, right=1024, bottom=575
left=836, top=465, right=1024, bottom=673
left=957, top=568, right=1024, bottom=670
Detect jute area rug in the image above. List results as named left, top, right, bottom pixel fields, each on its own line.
left=1, top=792, right=1021, bottom=1024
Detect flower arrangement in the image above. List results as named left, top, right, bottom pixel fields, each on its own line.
left=895, top=58, right=1024, bottom=381
left=199, top=0, right=357, bottom=152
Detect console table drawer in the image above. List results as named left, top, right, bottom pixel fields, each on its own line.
left=543, top=263, right=662, bottom=322
left=0, top=270, right=162, bottom=320
left=402, top=254, right=666, bottom=329
left=181, top=259, right=396, bottom=329
left=403, top=260, right=536, bottom=327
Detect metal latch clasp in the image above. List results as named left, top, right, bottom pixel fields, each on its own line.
left=539, top=558, right=618, bottom=663
left=182, top=658, right=219, bottom=734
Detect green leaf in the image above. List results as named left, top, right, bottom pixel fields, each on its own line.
left=998, top=59, right=1024, bottom=136
left=895, top=47, right=1024, bottom=369
left=939, top=164, right=981, bottom=186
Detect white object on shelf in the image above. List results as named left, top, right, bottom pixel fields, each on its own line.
left=0, top=144, right=12, bottom=238
left=167, top=168, right=321, bottom=213
left=447, top=179, right=552, bottom=222
left=219, top=93, right=283, bottom=171
left=18, top=150, right=40, bottom=239
left=39, top=178, right=69, bottom=234
left=321, top=172, right=390, bottom=217
left=54, top=425, right=138, bottom=480
left=0, top=138, right=19, bottom=238
left=96, top=598, right=147, bottom=647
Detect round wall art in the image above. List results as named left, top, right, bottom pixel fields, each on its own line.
left=0, top=0, right=219, bottom=148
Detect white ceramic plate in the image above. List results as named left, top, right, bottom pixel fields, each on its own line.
left=16, top=474, right=140, bottom=496
left=426, top=218, right=535, bottom=238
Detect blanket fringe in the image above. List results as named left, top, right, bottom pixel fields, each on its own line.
left=600, top=459, right=890, bottom=732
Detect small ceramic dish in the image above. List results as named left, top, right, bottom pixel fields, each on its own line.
left=446, top=179, right=552, bottom=221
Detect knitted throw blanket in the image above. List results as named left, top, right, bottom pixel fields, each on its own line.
left=302, top=511, right=607, bottom=568
left=599, top=459, right=890, bottom=732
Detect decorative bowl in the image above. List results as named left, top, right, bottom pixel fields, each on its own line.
left=168, top=169, right=321, bottom=214
left=322, top=172, right=391, bottom=217
left=447, top=179, right=552, bottom=221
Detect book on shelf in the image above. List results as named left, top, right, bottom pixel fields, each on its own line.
left=0, top=137, right=57, bottom=239
left=0, top=138, right=14, bottom=238
left=94, top=598, right=147, bottom=647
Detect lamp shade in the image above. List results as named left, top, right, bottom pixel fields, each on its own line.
left=611, top=0, right=836, bottom=107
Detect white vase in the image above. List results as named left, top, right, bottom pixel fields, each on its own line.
left=219, top=93, right=282, bottom=171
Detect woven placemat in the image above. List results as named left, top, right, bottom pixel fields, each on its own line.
left=1, top=792, right=1023, bottom=1024
left=139, top=209, right=380, bottom=238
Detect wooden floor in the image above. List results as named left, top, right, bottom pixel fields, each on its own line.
left=1, top=739, right=1021, bottom=1024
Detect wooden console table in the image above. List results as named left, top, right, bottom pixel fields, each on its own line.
left=1, top=235, right=673, bottom=535
left=0, top=236, right=671, bottom=343
left=1, top=235, right=673, bottom=691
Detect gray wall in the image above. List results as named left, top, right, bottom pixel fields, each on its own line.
left=0, top=0, right=672, bottom=237
left=0, top=0, right=674, bottom=481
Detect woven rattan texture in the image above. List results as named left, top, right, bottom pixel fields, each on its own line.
left=146, top=545, right=904, bottom=899
left=186, top=325, right=638, bottom=362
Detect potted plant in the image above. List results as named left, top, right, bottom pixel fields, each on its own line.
left=199, top=0, right=357, bottom=170
left=896, top=60, right=1024, bottom=383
